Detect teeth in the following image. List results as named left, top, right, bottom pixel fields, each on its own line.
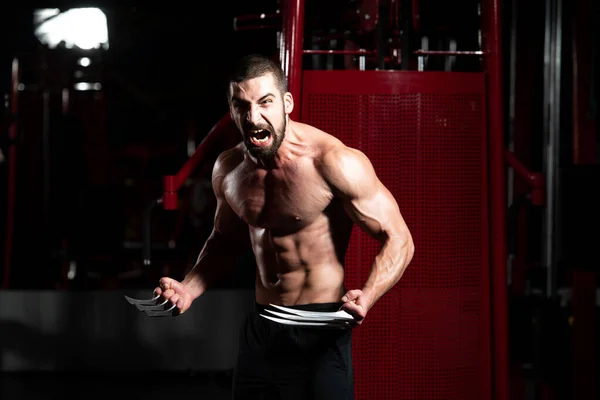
left=251, top=136, right=269, bottom=143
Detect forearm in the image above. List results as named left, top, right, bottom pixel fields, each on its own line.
left=182, top=231, right=243, bottom=300
left=362, top=235, right=415, bottom=308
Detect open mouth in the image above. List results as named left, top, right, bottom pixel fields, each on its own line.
left=248, top=128, right=272, bottom=147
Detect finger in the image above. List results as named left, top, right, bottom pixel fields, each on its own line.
left=160, top=277, right=186, bottom=294
left=160, top=288, right=175, bottom=300
left=176, top=298, right=186, bottom=314
left=169, top=294, right=180, bottom=307
left=355, top=295, right=371, bottom=309
left=340, top=302, right=366, bottom=324
left=153, top=287, right=162, bottom=297
left=341, top=289, right=363, bottom=303
left=159, top=277, right=173, bottom=290
left=341, top=301, right=364, bottom=316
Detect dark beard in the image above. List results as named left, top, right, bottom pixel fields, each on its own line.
left=245, top=117, right=286, bottom=161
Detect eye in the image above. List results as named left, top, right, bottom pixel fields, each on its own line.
left=232, top=102, right=247, bottom=111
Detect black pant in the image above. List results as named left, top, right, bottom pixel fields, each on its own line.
left=232, top=302, right=354, bottom=400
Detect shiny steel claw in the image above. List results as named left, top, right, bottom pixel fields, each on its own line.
left=124, top=294, right=177, bottom=317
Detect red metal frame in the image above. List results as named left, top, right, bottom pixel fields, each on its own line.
left=0, top=2, right=512, bottom=399
left=0, top=5, right=510, bottom=398
left=302, top=69, right=486, bottom=94
left=162, top=113, right=234, bottom=210
left=280, top=0, right=305, bottom=121
left=302, top=69, right=493, bottom=399
left=159, top=0, right=306, bottom=209
left=505, top=150, right=545, bottom=206
left=480, top=75, right=493, bottom=400
left=481, top=0, right=509, bottom=398
left=151, top=1, right=510, bottom=398
left=3, top=58, right=19, bottom=289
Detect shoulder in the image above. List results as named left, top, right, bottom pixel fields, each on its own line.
left=213, top=142, right=245, bottom=175
left=312, top=130, right=378, bottom=196
left=212, top=143, right=246, bottom=195
left=297, top=122, right=368, bottom=168
left=315, top=130, right=374, bottom=179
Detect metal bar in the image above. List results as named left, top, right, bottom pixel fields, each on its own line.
left=2, top=58, right=19, bottom=289
left=303, top=49, right=375, bottom=55
left=542, top=0, right=562, bottom=299
left=542, top=0, right=553, bottom=298
left=505, top=150, right=545, bottom=206
left=481, top=0, right=510, bottom=397
left=505, top=151, right=544, bottom=188
left=280, top=0, right=305, bottom=121
left=414, top=50, right=487, bottom=56
left=162, top=113, right=234, bottom=210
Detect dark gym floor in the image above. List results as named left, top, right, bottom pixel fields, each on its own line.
left=1, top=371, right=234, bottom=400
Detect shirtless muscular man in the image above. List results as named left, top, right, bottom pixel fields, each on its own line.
left=154, top=54, right=415, bottom=400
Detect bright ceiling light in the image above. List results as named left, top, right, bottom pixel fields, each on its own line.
left=34, top=8, right=109, bottom=50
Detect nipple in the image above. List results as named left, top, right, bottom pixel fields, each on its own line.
left=294, top=216, right=301, bottom=221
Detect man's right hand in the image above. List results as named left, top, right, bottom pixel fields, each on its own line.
left=153, top=277, right=194, bottom=315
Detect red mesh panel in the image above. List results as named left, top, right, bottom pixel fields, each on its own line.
left=301, top=71, right=491, bottom=400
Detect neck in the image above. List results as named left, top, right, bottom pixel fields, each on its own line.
left=254, top=120, right=303, bottom=169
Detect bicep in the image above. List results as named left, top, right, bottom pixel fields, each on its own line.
left=344, top=180, right=407, bottom=242
left=325, top=147, right=409, bottom=242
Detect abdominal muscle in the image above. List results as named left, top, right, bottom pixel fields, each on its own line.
left=251, top=215, right=347, bottom=306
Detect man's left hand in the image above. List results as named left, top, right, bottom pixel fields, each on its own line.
left=340, top=289, right=373, bottom=326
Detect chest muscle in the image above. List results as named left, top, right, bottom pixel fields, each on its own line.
left=225, top=163, right=331, bottom=232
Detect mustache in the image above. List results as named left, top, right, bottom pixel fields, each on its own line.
left=244, top=122, right=273, bottom=132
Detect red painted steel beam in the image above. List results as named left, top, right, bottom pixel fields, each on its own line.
left=280, top=0, right=305, bottom=122
left=162, top=113, right=234, bottom=210
left=481, top=0, right=510, bottom=398
left=505, top=150, right=545, bottom=206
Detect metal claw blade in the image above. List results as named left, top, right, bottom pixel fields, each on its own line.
left=143, top=303, right=177, bottom=317
left=124, top=294, right=178, bottom=317
left=135, top=299, right=169, bottom=311
left=124, top=294, right=160, bottom=306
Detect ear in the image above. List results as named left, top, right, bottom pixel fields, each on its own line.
left=283, top=92, right=294, bottom=116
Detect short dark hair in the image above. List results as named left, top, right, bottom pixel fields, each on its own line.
left=227, top=54, right=288, bottom=99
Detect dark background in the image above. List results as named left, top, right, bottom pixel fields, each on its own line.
left=0, top=1, right=598, bottom=399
